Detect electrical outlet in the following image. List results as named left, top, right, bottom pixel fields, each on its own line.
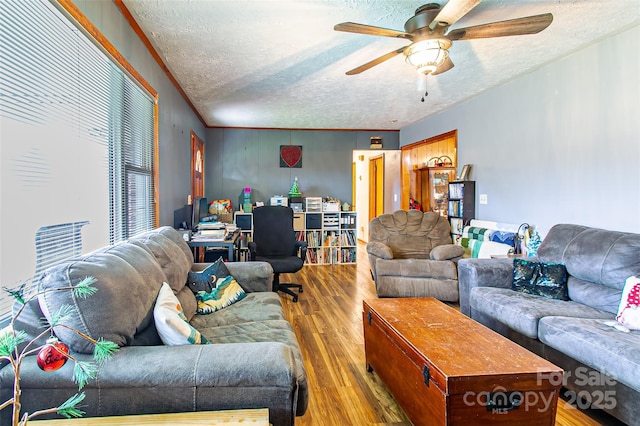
left=480, top=194, right=488, bottom=205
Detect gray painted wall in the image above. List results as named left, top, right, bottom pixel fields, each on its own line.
left=204, top=128, right=399, bottom=209
left=74, top=0, right=206, bottom=226
left=401, top=25, right=640, bottom=236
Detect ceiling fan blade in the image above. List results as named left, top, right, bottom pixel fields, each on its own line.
left=430, top=0, right=482, bottom=28
left=334, top=22, right=412, bottom=39
left=447, top=13, right=553, bottom=40
left=430, top=56, right=454, bottom=75
left=346, top=47, right=407, bottom=75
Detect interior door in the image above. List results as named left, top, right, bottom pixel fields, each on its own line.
left=368, top=155, right=384, bottom=226
left=191, top=131, right=204, bottom=200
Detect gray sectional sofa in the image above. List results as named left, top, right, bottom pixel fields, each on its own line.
left=458, top=223, right=640, bottom=425
left=0, top=226, right=307, bottom=426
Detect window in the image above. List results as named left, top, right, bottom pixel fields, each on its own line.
left=0, top=0, right=157, bottom=324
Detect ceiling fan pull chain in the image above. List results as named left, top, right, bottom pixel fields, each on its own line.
left=421, top=78, right=428, bottom=102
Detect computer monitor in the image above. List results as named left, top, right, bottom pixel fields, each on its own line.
left=191, top=197, right=208, bottom=231
left=173, top=205, right=191, bottom=229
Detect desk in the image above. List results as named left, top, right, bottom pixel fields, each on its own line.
left=188, top=229, right=240, bottom=262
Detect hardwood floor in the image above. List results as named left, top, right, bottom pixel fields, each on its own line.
left=277, top=242, right=623, bottom=425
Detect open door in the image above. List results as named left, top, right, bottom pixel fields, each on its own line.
left=368, top=154, right=384, bottom=226
left=191, top=131, right=204, bottom=200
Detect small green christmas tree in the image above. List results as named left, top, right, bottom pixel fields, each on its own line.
left=0, top=276, right=118, bottom=426
left=288, top=176, right=301, bottom=197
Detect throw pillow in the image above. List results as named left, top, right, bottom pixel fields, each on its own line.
left=196, top=267, right=246, bottom=314
left=186, top=257, right=229, bottom=293
left=154, top=282, right=209, bottom=345
left=616, top=276, right=640, bottom=330
left=512, top=258, right=569, bottom=301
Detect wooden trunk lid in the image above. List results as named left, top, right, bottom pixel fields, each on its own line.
left=363, top=298, right=562, bottom=396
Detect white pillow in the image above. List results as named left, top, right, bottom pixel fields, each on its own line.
left=616, top=276, right=640, bottom=331
left=154, top=282, right=209, bottom=345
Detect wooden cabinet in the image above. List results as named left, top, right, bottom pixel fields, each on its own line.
left=428, top=167, right=455, bottom=216
left=413, top=166, right=455, bottom=215
left=448, top=181, right=475, bottom=237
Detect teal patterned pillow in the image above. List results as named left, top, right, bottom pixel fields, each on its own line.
left=512, top=258, right=569, bottom=301
left=186, top=258, right=229, bottom=293
left=195, top=267, right=246, bottom=314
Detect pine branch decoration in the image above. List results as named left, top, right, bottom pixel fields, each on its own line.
left=1, top=276, right=118, bottom=426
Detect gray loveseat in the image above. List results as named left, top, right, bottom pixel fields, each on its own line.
left=458, top=223, right=640, bottom=425
left=0, top=226, right=307, bottom=426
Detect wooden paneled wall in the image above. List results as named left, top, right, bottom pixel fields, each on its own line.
left=400, top=130, right=457, bottom=209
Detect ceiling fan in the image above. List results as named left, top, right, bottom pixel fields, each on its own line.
left=334, top=0, right=553, bottom=76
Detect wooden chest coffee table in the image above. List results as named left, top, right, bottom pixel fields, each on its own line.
left=363, top=298, right=563, bottom=425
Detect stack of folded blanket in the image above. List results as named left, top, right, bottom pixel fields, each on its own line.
left=453, top=220, right=518, bottom=258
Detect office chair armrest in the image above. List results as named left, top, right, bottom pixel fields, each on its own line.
left=295, top=240, right=308, bottom=262
left=248, top=241, right=257, bottom=261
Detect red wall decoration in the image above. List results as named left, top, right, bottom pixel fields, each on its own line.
left=280, top=145, right=302, bottom=168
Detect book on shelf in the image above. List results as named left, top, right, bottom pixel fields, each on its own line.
left=306, top=249, right=318, bottom=264
left=448, top=200, right=464, bottom=217
left=339, top=230, right=356, bottom=246
left=449, top=183, right=465, bottom=199
left=450, top=218, right=464, bottom=234
left=340, top=248, right=356, bottom=263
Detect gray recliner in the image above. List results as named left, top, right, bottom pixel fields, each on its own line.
left=366, top=210, right=464, bottom=301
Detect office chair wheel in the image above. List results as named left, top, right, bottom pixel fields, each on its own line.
left=292, top=294, right=298, bottom=302
left=299, top=288, right=303, bottom=293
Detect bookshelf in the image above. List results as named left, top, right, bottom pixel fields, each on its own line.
left=296, top=211, right=357, bottom=265
left=234, top=212, right=253, bottom=261
left=448, top=181, right=475, bottom=239
left=235, top=211, right=357, bottom=265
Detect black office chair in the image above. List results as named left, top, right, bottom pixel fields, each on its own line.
left=249, top=206, right=307, bottom=302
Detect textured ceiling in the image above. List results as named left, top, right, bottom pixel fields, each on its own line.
left=122, top=0, right=640, bottom=130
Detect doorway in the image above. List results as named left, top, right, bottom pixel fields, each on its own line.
left=353, top=150, right=401, bottom=243
left=191, top=131, right=204, bottom=200
left=368, top=154, right=384, bottom=225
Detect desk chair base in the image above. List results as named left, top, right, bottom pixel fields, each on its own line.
left=273, top=273, right=303, bottom=302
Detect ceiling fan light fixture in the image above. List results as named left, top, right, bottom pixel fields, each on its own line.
left=404, top=39, right=449, bottom=75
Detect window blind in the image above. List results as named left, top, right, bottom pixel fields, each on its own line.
left=0, top=0, right=156, bottom=324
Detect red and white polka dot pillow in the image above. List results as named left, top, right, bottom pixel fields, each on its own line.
left=616, top=276, right=640, bottom=331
